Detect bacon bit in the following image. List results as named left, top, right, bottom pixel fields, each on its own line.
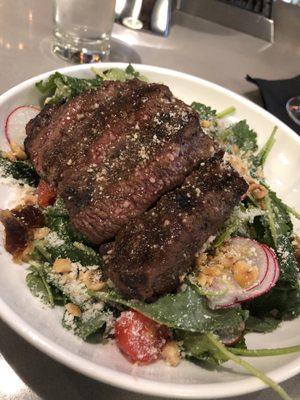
left=0, top=206, right=45, bottom=262
left=11, top=205, right=45, bottom=228
left=0, top=209, right=30, bottom=261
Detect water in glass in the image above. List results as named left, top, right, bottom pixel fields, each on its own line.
left=53, top=0, right=116, bottom=63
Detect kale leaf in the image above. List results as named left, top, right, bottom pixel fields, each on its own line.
left=36, top=72, right=102, bottom=105
left=62, top=308, right=108, bottom=342
left=90, top=285, right=247, bottom=334
left=245, top=316, right=281, bottom=333
left=177, top=331, right=227, bottom=366
left=218, top=120, right=258, bottom=153
left=0, top=152, right=39, bottom=186
left=93, top=65, right=148, bottom=83
left=26, top=270, right=54, bottom=306
left=264, top=190, right=298, bottom=288
left=212, top=205, right=264, bottom=248
left=34, top=198, right=100, bottom=266
left=252, top=127, right=277, bottom=170
left=36, top=65, right=148, bottom=106
left=191, top=102, right=217, bottom=120
left=246, top=189, right=299, bottom=320
left=43, top=198, right=90, bottom=244
left=33, top=237, right=100, bottom=266
left=247, top=286, right=300, bottom=320
left=125, top=64, right=141, bottom=77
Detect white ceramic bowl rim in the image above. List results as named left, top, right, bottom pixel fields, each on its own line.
left=0, top=63, right=299, bottom=399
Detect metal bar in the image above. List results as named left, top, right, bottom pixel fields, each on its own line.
left=177, top=0, right=274, bottom=42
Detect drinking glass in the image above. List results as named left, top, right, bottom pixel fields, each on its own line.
left=286, top=96, right=300, bottom=126
left=53, top=0, right=116, bottom=63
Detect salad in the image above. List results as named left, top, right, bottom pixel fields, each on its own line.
left=0, top=65, right=299, bottom=400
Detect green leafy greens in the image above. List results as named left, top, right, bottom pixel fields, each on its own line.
left=0, top=152, right=39, bottom=186
left=3, top=66, right=297, bottom=400
left=62, top=307, right=108, bottom=342
left=36, top=72, right=102, bottom=105
left=36, top=64, right=147, bottom=105
left=217, top=120, right=258, bottom=153
left=90, top=285, right=247, bottom=334
left=191, top=102, right=216, bottom=120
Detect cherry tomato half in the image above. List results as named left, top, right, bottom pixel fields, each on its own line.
left=37, top=180, right=57, bottom=208
left=115, top=310, right=171, bottom=364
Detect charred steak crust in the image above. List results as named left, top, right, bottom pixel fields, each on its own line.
left=25, top=78, right=248, bottom=301
left=58, top=89, right=220, bottom=244
left=26, top=79, right=222, bottom=245
left=106, top=160, right=248, bottom=301
left=25, top=80, right=174, bottom=184
left=25, top=102, right=62, bottom=166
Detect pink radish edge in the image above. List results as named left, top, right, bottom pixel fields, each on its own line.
left=221, top=322, right=246, bottom=346
left=4, top=105, right=40, bottom=146
left=261, top=244, right=280, bottom=284
left=211, top=242, right=280, bottom=309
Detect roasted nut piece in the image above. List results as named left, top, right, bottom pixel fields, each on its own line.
left=3, top=151, right=16, bottom=162
left=79, top=270, right=107, bottom=291
left=248, top=182, right=268, bottom=200
left=10, top=141, right=27, bottom=160
left=65, top=303, right=81, bottom=317
left=23, top=194, right=38, bottom=206
left=53, top=258, right=73, bottom=273
left=162, top=341, right=181, bottom=367
left=196, top=252, right=207, bottom=268
left=34, top=227, right=50, bottom=240
left=200, top=120, right=212, bottom=128
left=196, top=273, right=214, bottom=287
left=233, top=260, right=259, bottom=288
left=201, top=265, right=222, bottom=277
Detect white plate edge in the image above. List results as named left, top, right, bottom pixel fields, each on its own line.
left=0, top=62, right=299, bottom=399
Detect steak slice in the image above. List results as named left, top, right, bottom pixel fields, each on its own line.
left=106, top=159, right=248, bottom=301
left=25, top=80, right=173, bottom=184
left=59, top=109, right=220, bottom=244
left=25, top=102, right=62, bottom=168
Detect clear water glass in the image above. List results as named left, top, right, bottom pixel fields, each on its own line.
left=53, top=0, right=116, bottom=63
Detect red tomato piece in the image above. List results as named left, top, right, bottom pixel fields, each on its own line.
left=115, top=310, right=171, bottom=364
left=37, top=180, right=57, bottom=208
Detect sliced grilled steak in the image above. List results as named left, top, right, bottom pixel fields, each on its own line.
left=59, top=109, right=220, bottom=244
left=106, top=159, right=248, bottom=301
left=25, top=80, right=174, bottom=184
left=25, top=102, right=62, bottom=169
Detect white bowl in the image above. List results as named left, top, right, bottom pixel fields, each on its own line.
left=0, top=63, right=299, bottom=399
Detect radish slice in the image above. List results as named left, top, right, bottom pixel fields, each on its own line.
left=218, top=321, right=245, bottom=346
left=261, top=244, right=280, bottom=284
left=5, top=105, right=40, bottom=148
left=204, top=238, right=280, bottom=309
